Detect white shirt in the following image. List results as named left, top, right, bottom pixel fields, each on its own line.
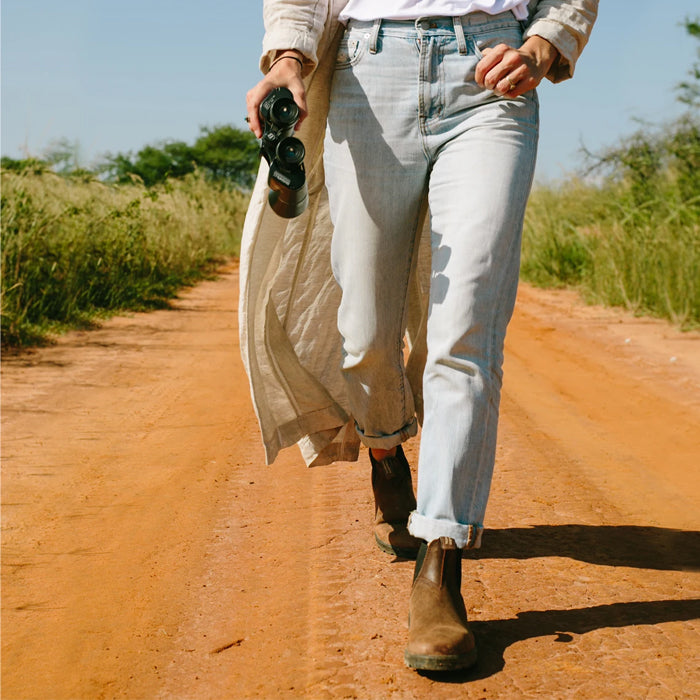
left=339, top=0, right=529, bottom=23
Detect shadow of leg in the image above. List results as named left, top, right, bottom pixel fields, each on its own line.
left=468, top=525, right=700, bottom=572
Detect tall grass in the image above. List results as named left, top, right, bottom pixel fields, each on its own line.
left=1, top=168, right=248, bottom=346
left=522, top=116, right=700, bottom=328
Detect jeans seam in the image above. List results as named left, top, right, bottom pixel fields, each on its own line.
left=437, top=38, right=445, bottom=118
left=464, top=166, right=533, bottom=521
left=418, top=36, right=428, bottom=139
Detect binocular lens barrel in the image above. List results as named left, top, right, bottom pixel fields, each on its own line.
left=277, top=137, right=305, bottom=166
left=268, top=185, right=308, bottom=219
left=269, top=98, right=299, bottom=127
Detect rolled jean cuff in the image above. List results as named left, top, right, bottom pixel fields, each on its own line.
left=355, top=416, right=418, bottom=450
left=408, top=512, right=483, bottom=549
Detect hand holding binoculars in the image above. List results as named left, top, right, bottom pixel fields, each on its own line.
left=259, top=87, right=308, bottom=218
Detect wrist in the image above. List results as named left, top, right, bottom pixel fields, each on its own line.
left=274, top=49, right=304, bottom=60
left=522, top=35, right=558, bottom=72
left=269, top=49, right=305, bottom=74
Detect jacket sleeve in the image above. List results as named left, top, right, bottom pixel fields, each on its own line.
left=524, top=0, right=599, bottom=82
left=261, top=0, right=330, bottom=77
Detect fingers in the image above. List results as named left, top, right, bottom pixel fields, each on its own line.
left=287, top=82, right=308, bottom=130
left=245, top=85, right=266, bottom=138
left=245, top=61, right=308, bottom=139
left=497, top=64, right=533, bottom=98
left=474, top=42, right=546, bottom=98
left=476, top=43, right=523, bottom=91
left=474, top=44, right=509, bottom=86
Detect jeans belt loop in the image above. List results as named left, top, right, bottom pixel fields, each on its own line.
left=369, top=18, right=381, bottom=54
left=453, top=16, right=468, bottom=55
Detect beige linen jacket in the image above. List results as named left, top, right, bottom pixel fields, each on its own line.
left=240, top=0, right=598, bottom=467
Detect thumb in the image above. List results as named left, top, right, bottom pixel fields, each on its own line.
left=289, top=83, right=308, bottom=127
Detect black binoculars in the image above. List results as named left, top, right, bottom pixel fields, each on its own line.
left=259, top=87, right=308, bottom=218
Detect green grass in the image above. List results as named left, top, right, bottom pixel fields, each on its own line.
left=522, top=116, right=700, bottom=329
left=1, top=168, right=249, bottom=347
left=522, top=181, right=699, bottom=329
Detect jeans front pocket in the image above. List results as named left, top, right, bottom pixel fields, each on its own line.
left=335, top=31, right=367, bottom=70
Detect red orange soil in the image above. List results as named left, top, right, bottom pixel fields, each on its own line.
left=2, top=264, right=699, bottom=699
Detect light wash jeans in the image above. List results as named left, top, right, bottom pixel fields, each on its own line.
left=323, top=12, right=539, bottom=548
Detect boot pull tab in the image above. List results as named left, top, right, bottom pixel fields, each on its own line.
left=415, top=537, right=458, bottom=586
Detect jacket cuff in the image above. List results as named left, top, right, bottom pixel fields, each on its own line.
left=261, top=33, right=318, bottom=78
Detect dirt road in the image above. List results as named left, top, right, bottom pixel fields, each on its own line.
left=3, top=264, right=699, bottom=699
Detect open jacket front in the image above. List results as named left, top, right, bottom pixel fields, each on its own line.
left=239, top=0, right=599, bottom=467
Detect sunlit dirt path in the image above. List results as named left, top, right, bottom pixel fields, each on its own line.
left=2, top=264, right=699, bottom=699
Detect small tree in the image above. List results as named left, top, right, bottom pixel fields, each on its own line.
left=193, top=125, right=259, bottom=188
left=44, top=138, right=83, bottom=174
left=102, top=141, right=196, bottom=186
left=100, top=125, right=259, bottom=188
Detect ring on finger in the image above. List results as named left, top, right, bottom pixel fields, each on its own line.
left=506, top=77, right=517, bottom=90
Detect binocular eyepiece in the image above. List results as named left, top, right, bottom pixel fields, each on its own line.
left=259, top=87, right=308, bottom=218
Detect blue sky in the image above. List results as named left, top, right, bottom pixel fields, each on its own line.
left=2, top=1, right=698, bottom=182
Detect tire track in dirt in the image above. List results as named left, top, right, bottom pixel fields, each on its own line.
left=2, top=266, right=699, bottom=699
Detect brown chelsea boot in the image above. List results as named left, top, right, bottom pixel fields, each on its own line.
left=370, top=445, right=423, bottom=559
left=404, top=536, right=477, bottom=671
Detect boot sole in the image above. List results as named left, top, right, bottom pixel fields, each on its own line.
left=404, top=647, right=477, bottom=671
left=374, top=533, right=420, bottom=560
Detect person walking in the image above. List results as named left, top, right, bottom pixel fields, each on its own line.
left=243, top=0, right=598, bottom=671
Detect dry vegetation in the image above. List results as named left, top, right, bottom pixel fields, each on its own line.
left=1, top=168, right=248, bottom=346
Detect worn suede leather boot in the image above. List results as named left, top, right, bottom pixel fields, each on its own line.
left=370, top=445, right=423, bottom=559
left=404, top=536, right=477, bottom=671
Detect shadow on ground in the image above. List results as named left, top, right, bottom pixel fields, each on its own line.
left=418, top=525, right=700, bottom=683
left=421, top=598, right=700, bottom=682
left=468, top=524, right=700, bottom=571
